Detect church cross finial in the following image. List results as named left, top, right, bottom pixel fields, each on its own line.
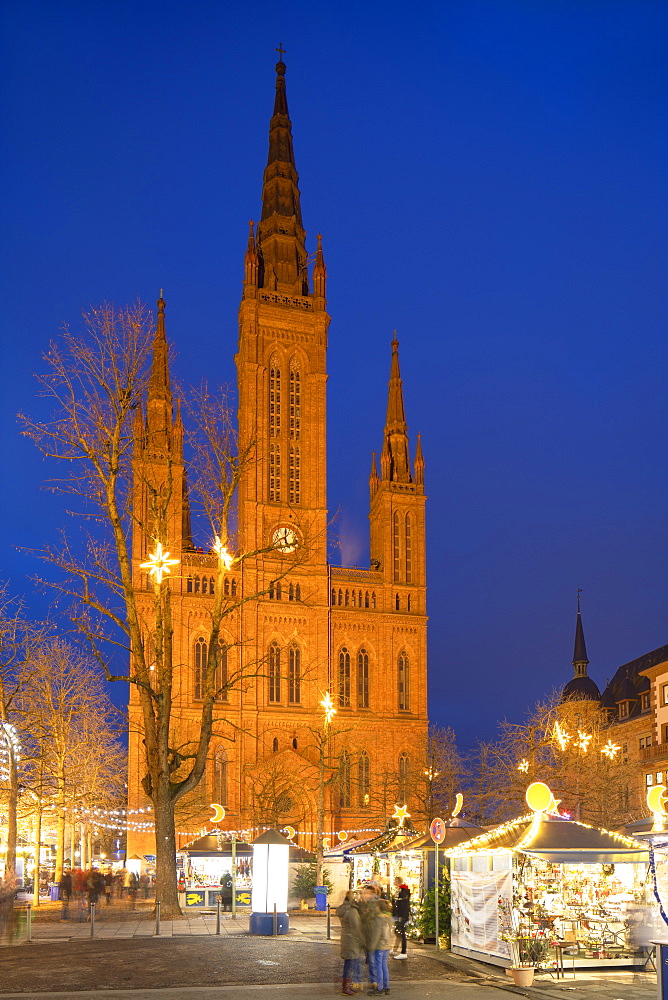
left=275, top=43, right=286, bottom=60
left=577, top=587, right=583, bottom=612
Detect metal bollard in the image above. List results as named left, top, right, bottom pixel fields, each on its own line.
left=90, top=902, right=95, bottom=938
left=273, top=902, right=277, bottom=937
left=216, top=899, right=221, bottom=935
left=155, top=900, right=161, bottom=936
left=326, top=903, right=331, bottom=939
left=26, top=905, right=31, bottom=943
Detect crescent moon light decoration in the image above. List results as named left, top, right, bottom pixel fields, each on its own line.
left=647, top=785, right=668, bottom=831
left=451, top=793, right=464, bottom=817
left=209, top=803, right=226, bottom=824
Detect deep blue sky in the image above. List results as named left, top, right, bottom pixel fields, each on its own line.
left=1, top=1, right=667, bottom=749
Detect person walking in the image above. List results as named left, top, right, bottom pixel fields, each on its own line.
left=58, top=869, right=72, bottom=920
left=391, top=876, right=411, bottom=960
left=336, top=890, right=365, bottom=995
left=367, top=898, right=394, bottom=995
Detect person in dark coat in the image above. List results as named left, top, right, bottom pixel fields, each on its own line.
left=391, top=876, right=411, bottom=959
left=336, top=891, right=365, bottom=995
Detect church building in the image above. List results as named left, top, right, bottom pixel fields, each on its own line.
left=126, top=58, right=429, bottom=853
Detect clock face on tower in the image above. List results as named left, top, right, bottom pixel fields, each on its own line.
left=272, top=526, right=299, bottom=553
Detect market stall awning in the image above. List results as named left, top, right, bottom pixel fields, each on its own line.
left=445, top=814, right=649, bottom=864
left=395, top=824, right=484, bottom=853
left=324, top=835, right=378, bottom=858
left=179, top=834, right=254, bottom=856
left=348, top=827, right=420, bottom=857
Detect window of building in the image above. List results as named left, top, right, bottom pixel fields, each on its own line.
left=269, top=359, right=281, bottom=437
left=664, top=725, right=668, bottom=745
left=289, top=364, right=301, bottom=440
left=295, top=584, right=301, bottom=601
left=646, top=773, right=654, bottom=786
left=364, top=591, right=369, bottom=609
left=398, top=651, right=410, bottom=711
left=331, top=588, right=336, bottom=605
left=393, top=512, right=400, bottom=582
left=658, top=772, right=664, bottom=784
left=194, top=637, right=207, bottom=700
left=292, top=737, right=298, bottom=750
left=289, top=445, right=300, bottom=505
left=217, top=644, right=228, bottom=701
left=371, top=592, right=376, bottom=609
left=405, top=513, right=412, bottom=584
left=187, top=576, right=193, bottom=593
left=358, top=751, right=370, bottom=808
left=202, top=576, right=208, bottom=594
left=213, top=748, right=227, bottom=805
left=663, top=683, right=668, bottom=706
left=224, top=578, right=229, bottom=596
left=269, top=442, right=281, bottom=501
left=398, top=752, right=410, bottom=803
left=288, top=645, right=301, bottom=704
left=357, top=648, right=369, bottom=709
left=269, top=642, right=281, bottom=703
left=210, top=576, right=216, bottom=594
left=339, top=751, right=351, bottom=808
left=345, top=589, right=349, bottom=607
left=231, top=579, right=236, bottom=596
left=618, top=701, right=629, bottom=718
left=273, top=737, right=279, bottom=752
left=641, top=691, right=650, bottom=712
left=195, top=576, right=200, bottom=594
left=338, top=647, right=351, bottom=707
left=640, top=735, right=652, bottom=750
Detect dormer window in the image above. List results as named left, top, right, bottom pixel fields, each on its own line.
left=618, top=700, right=630, bottom=719
left=641, top=692, right=651, bottom=712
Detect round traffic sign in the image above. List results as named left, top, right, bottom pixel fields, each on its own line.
left=430, top=816, right=446, bottom=844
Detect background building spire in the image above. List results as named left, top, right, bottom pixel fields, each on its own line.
left=382, top=337, right=411, bottom=483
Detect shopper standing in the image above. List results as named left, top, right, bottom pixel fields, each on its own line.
left=392, top=876, right=411, bottom=959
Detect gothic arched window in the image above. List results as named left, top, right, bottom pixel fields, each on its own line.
left=213, top=748, right=227, bottom=805
left=398, top=651, right=410, bottom=711
left=289, top=362, right=301, bottom=440
left=194, top=637, right=207, bottom=701
left=359, top=751, right=370, bottom=808
left=269, top=443, right=281, bottom=502
left=269, top=358, right=281, bottom=437
left=398, top=752, right=410, bottom=804
left=187, top=576, right=193, bottom=594
left=272, top=737, right=279, bottom=752
left=364, top=591, right=369, bottom=609
left=202, top=576, right=208, bottom=595
left=295, top=584, right=301, bottom=601
left=371, top=592, right=376, bottom=609
left=224, top=578, right=229, bottom=596
left=405, top=513, right=413, bottom=584
left=210, top=576, right=215, bottom=594
left=344, top=589, right=349, bottom=607
left=395, top=593, right=400, bottom=611
left=289, top=445, right=300, bottom=504
left=269, top=642, right=281, bottom=703
left=393, top=511, right=400, bottom=582
left=217, top=644, right=229, bottom=702
left=231, top=579, right=237, bottom=596
left=339, top=750, right=351, bottom=808
left=288, top=583, right=294, bottom=601
left=357, top=648, right=369, bottom=709
left=288, top=645, right=301, bottom=704
left=338, top=647, right=351, bottom=708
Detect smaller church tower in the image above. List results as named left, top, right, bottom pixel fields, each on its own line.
left=369, top=339, right=426, bottom=611
left=562, top=593, right=600, bottom=702
left=132, top=295, right=191, bottom=575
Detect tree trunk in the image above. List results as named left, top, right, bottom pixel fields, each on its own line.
left=33, top=804, right=42, bottom=907
left=153, top=791, right=180, bottom=916
left=4, top=748, right=18, bottom=884
left=55, top=770, right=66, bottom=883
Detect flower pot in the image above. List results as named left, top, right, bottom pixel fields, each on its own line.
left=510, top=967, right=534, bottom=987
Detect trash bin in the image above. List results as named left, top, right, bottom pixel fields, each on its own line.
left=49, top=884, right=60, bottom=902
left=314, top=885, right=328, bottom=912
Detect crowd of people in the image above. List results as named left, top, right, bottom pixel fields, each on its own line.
left=337, top=876, right=411, bottom=996
left=58, top=867, right=152, bottom=919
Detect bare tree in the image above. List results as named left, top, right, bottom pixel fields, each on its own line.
left=20, top=302, right=303, bottom=914
left=19, top=639, right=125, bottom=883
left=0, top=584, right=47, bottom=884
left=412, top=724, right=466, bottom=824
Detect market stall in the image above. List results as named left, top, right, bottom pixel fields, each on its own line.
left=388, top=816, right=484, bottom=899
left=349, top=809, right=419, bottom=896
left=447, top=784, right=651, bottom=971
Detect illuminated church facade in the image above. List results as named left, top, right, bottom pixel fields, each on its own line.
left=127, top=59, right=428, bottom=853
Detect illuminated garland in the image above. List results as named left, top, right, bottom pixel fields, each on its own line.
left=444, top=813, right=647, bottom=857
left=649, top=848, right=668, bottom=928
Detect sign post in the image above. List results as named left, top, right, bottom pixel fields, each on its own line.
left=429, top=817, right=446, bottom=950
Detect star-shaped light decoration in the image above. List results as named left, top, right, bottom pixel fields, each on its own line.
left=320, top=691, right=336, bottom=725
left=140, top=542, right=179, bottom=585
left=392, top=803, right=410, bottom=829
left=212, top=536, right=234, bottom=571
left=553, top=721, right=571, bottom=751
left=601, top=740, right=621, bottom=760
left=517, top=758, right=530, bottom=773
left=576, top=730, right=592, bottom=753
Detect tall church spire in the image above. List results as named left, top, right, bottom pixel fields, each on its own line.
left=382, top=338, right=411, bottom=484
left=146, top=293, right=173, bottom=453
left=257, top=55, right=308, bottom=295
left=562, top=591, right=600, bottom=702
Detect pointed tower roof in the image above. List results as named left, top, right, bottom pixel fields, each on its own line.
left=257, top=53, right=308, bottom=294
left=381, top=337, right=411, bottom=484
left=573, top=593, right=589, bottom=666
left=562, top=592, right=600, bottom=702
